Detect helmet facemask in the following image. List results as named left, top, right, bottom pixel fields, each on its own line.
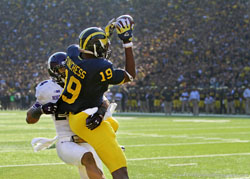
left=47, top=52, right=67, bottom=87
left=48, top=63, right=66, bottom=86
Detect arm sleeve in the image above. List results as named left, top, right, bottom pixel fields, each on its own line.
left=109, top=68, right=126, bottom=85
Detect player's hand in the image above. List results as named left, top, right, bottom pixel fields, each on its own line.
left=86, top=113, right=103, bottom=130
left=115, top=16, right=134, bottom=43
left=41, top=102, right=57, bottom=114
left=105, top=18, right=116, bottom=38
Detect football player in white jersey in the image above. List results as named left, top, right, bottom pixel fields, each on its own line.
left=26, top=52, right=105, bottom=179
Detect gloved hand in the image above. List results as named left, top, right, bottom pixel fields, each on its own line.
left=115, top=15, right=134, bottom=43
left=41, top=102, right=57, bottom=114
left=86, top=113, right=103, bottom=130
left=105, top=18, right=116, bottom=38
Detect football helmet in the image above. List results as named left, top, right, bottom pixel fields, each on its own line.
left=79, top=27, right=111, bottom=58
left=47, top=52, right=67, bottom=86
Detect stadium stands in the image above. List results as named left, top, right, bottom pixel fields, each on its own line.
left=0, top=0, right=249, bottom=114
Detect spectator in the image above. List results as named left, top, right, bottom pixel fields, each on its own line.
left=243, top=85, right=250, bottom=115
left=180, top=88, right=189, bottom=113
left=162, top=87, right=173, bottom=115
left=0, top=0, right=249, bottom=114
left=189, top=87, right=200, bottom=116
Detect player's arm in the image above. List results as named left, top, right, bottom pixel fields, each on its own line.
left=86, top=96, right=110, bottom=130
left=26, top=102, right=58, bottom=124
left=115, top=15, right=136, bottom=82
left=102, top=95, right=110, bottom=109
left=124, top=46, right=135, bottom=82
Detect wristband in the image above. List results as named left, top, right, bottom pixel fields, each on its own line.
left=123, top=42, right=133, bottom=48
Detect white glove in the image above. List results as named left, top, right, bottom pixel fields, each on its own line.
left=104, top=103, right=117, bottom=120
left=31, top=136, right=58, bottom=152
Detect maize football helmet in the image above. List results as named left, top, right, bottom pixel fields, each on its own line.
left=48, top=52, right=67, bottom=86
left=79, top=27, right=111, bottom=58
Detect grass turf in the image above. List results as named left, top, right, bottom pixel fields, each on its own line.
left=0, top=111, right=250, bottom=179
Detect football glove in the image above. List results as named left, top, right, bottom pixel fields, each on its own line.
left=86, top=113, right=103, bottom=130
left=115, top=17, right=134, bottom=43
left=41, top=102, right=57, bottom=114
left=86, top=105, right=107, bottom=130
left=105, top=18, right=116, bottom=38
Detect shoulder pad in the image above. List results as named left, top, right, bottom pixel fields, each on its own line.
left=35, top=80, right=63, bottom=104
left=100, top=59, right=113, bottom=69
left=67, top=44, right=80, bottom=58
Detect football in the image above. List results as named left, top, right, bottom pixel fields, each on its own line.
left=116, top=14, right=134, bottom=29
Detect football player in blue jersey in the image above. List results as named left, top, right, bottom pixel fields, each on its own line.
left=57, top=15, right=135, bottom=179
left=26, top=52, right=108, bottom=179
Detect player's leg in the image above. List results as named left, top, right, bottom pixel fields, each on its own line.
left=78, top=165, right=89, bottom=179
left=69, top=112, right=128, bottom=177
left=81, top=152, right=105, bottom=179
left=56, top=139, right=104, bottom=179
left=111, top=167, right=129, bottom=179
left=79, top=143, right=104, bottom=179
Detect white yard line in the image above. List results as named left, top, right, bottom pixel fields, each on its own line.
left=0, top=163, right=64, bottom=168
left=1, top=140, right=249, bottom=153
left=125, top=140, right=249, bottom=147
left=1, top=153, right=250, bottom=168
left=173, top=119, right=230, bottom=123
left=132, top=126, right=250, bottom=132
left=127, top=153, right=250, bottom=161
left=168, top=163, right=197, bottom=167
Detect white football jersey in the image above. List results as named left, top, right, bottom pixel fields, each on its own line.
left=35, top=79, right=75, bottom=137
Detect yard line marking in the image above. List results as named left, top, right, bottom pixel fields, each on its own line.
left=168, top=163, right=197, bottom=167
left=127, top=153, right=250, bottom=161
left=116, top=117, right=134, bottom=120
left=119, top=132, right=166, bottom=137
left=1, top=153, right=250, bottom=168
left=173, top=119, right=230, bottom=123
left=125, top=140, right=250, bottom=147
left=1, top=140, right=249, bottom=153
left=130, top=126, right=250, bottom=132
left=0, top=113, right=18, bottom=115
left=119, top=132, right=250, bottom=141
left=0, top=163, right=64, bottom=168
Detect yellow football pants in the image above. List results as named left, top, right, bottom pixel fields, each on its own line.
left=69, top=112, right=126, bottom=173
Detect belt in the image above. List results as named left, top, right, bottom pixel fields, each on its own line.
left=59, top=135, right=86, bottom=143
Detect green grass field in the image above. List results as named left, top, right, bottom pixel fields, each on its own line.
left=0, top=111, right=250, bottom=179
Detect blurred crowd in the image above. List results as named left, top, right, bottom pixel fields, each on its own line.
left=105, top=84, right=250, bottom=115
left=0, top=0, right=250, bottom=114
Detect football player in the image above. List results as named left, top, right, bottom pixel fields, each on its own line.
left=56, top=15, right=135, bottom=179
left=26, top=52, right=106, bottom=179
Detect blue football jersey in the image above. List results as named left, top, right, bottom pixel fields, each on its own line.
left=57, top=45, right=125, bottom=113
